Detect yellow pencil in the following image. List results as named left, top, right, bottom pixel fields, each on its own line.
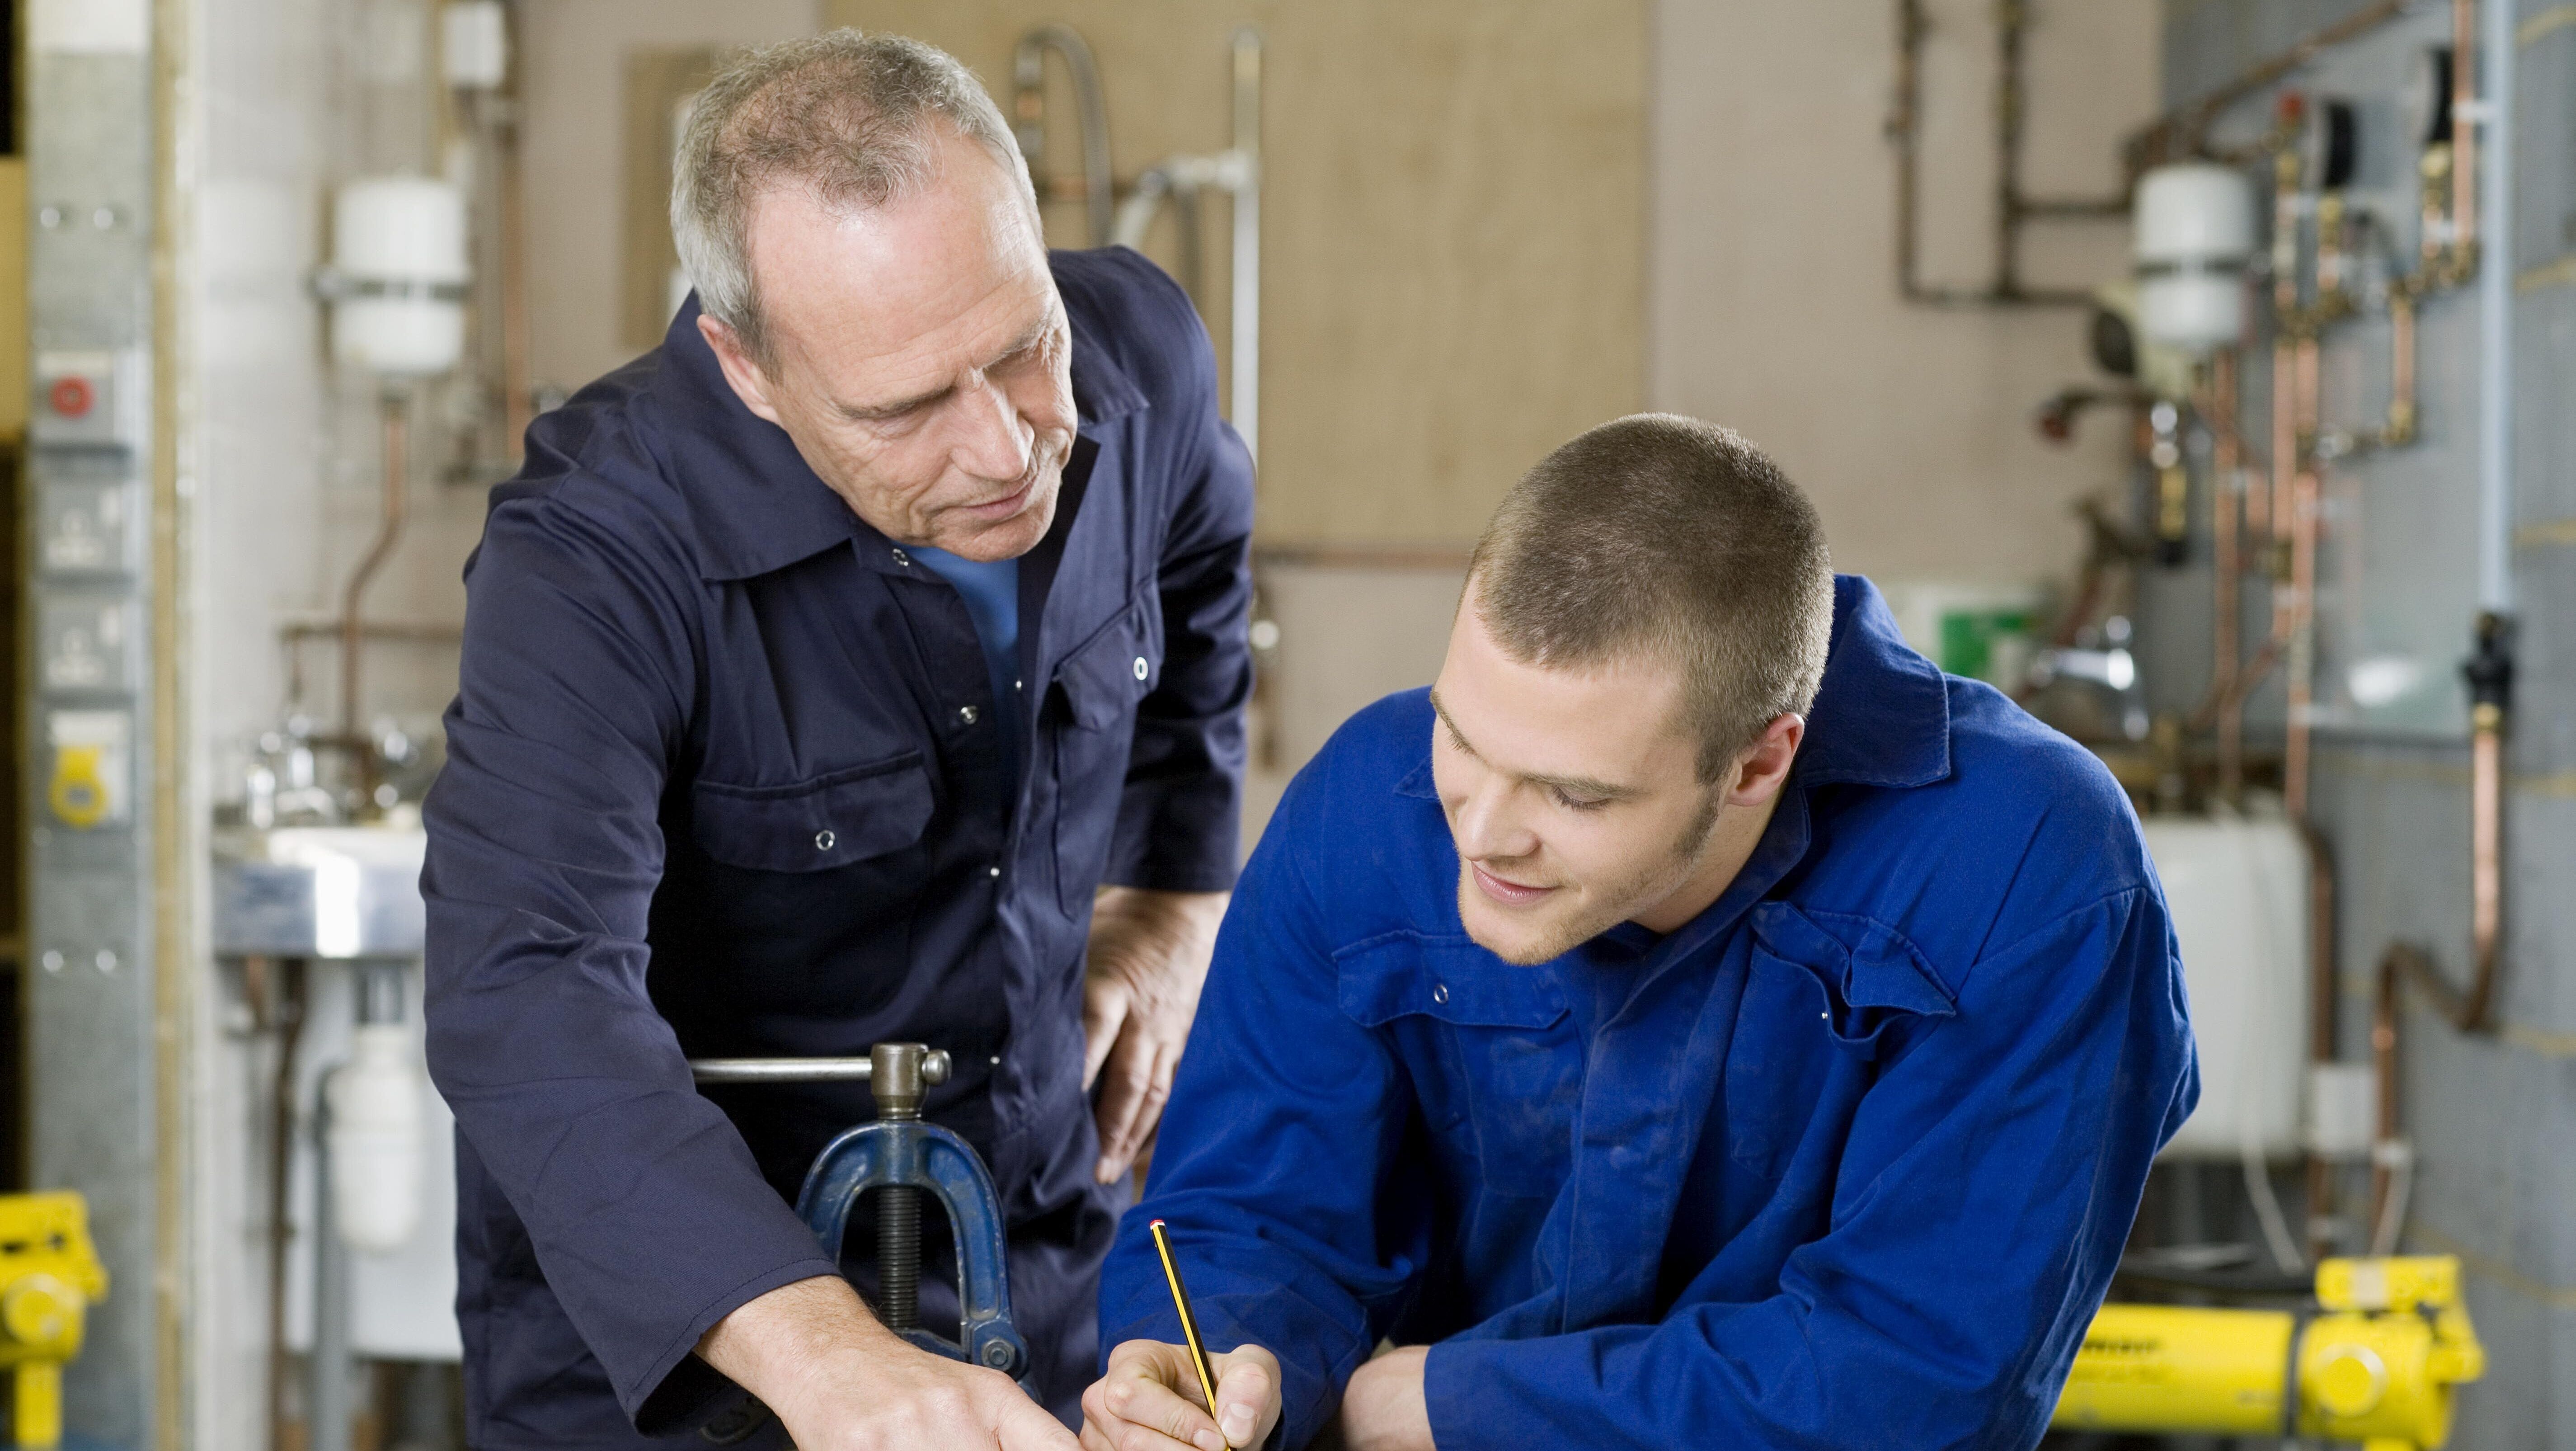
left=1147, top=1217, right=1233, bottom=1451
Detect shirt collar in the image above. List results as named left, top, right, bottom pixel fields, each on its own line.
left=1791, top=575, right=1952, bottom=790
left=649, top=280, right=1150, bottom=584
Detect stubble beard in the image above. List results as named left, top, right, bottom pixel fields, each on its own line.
left=1457, top=785, right=1728, bottom=966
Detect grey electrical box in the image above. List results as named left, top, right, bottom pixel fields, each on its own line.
left=30, top=347, right=144, bottom=452
left=38, top=477, right=142, bottom=579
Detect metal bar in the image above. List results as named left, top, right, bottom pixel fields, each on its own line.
left=687, top=1057, right=876, bottom=1083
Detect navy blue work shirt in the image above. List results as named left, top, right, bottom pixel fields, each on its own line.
left=423, top=247, right=1253, bottom=1448
left=1103, top=578, right=2197, bottom=1450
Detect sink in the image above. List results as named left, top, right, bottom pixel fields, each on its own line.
left=213, top=826, right=428, bottom=958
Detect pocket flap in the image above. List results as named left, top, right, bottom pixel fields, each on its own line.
left=1054, top=607, right=1155, bottom=731
left=1333, top=932, right=1567, bottom=1030
left=691, top=753, right=933, bottom=874
left=1748, top=902, right=1956, bottom=1057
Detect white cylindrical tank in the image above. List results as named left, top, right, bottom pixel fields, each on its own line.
left=329, top=1023, right=426, bottom=1252
left=329, top=177, right=470, bottom=377
left=2144, top=816, right=2311, bottom=1160
left=2134, top=164, right=2255, bottom=353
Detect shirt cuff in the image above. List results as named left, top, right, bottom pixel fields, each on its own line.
left=627, top=1256, right=842, bottom=1435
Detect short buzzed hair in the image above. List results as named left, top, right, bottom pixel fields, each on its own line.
left=671, top=30, right=1034, bottom=367
left=1469, top=415, right=1835, bottom=781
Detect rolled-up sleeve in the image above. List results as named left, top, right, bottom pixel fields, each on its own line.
left=1107, top=263, right=1255, bottom=893
left=422, top=499, right=838, bottom=1432
left=1425, top=888, right=2197, bottom=1450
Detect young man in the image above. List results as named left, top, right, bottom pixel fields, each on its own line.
left=1080, top=415, right=2195, bottom=1451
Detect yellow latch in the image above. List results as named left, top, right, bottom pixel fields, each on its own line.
left=0, top=1193, right=109, bottom=1450
left=43, top=746, right=108, bottom=830
left=2053, top=1256, right=2482, bottom=1449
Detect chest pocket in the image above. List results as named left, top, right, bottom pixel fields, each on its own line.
left=1336, top=933, right=1579, bottom=1200
left=690, top=751, right=935, bottom=872
left=1725, top=902, right=1957, bottom=1181
left=679, top=751, right=939, bottom=1019
left=1049, top=594, right=1161, bottom=914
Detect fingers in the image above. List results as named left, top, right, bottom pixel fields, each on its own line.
left=1211, top=1348, right=1282, bottom=1451
left=1087, top=1342, right=1232, bottom=1451
left=995, top=1381, right=1085, bottom=1451
left=1092, top=1032, right=1175, bottom=1184
left=1081, top=970, right=1128, bottom=1092
left=1094, top=1371, right=1225, bottom=1451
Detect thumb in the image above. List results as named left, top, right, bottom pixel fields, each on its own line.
left=994, top=1386, right=1082, bottom=1451
left=1213, top=1353, right=1277, bottom=1450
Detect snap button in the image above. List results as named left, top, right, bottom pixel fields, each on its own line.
left=814, top=829, right=836, bottom=852
left=1432, top=982, right=1449, bottom=1004
left=890, top=547, right=910, bottom=566
left=958, top=704, right=979, bottom=725
left=1132, top=655, right=1149, bottom=681
left=987, top=865, right=1002, bottom=878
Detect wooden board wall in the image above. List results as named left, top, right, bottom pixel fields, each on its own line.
left=821, top=0, right=1645, bottom=548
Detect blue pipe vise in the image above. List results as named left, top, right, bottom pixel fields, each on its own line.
left=687, top=1043, right=1029, bottom=1382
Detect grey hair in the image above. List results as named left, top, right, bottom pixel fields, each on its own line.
left=670, top=30, right=1035, bottom=365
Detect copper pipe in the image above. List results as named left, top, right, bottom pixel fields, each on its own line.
left=2419, top=143, right=2452, bottom=272
left=341, top=394, right=412, bottom=798
left=2302, top=826, right=2338, bottom=1262
left=2449, top=0, right=2478, bottom=263
left=2371, top=944, right=2403, bottom=1235
left=1994, top=0, right=2030, bottom=299
left=2284, top=469, right=2318, bottom=820
left=2465, top=703, right=2505, bottom=1023
left=2386, top=288, right=2419, bottom=446
left=2265, top=337, right=2295, bottom=545
left=2188, top=632, right=2282, bottom=735
left=1887, top=0, right=2103, bottom=309
left=2205, top=353, right=2246, bottom=797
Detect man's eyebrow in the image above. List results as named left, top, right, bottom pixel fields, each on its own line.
left=832, top=310, right=1058, bottom=424
left=1429, top=691, right=1641, bottom=800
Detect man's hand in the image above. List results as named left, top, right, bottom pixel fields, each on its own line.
left=697, top=1276, right=1076, bottom=1451
left=1081, top=1338, right=1280, bottom=1451
left=1082, top=887, right=1230, bottom=1184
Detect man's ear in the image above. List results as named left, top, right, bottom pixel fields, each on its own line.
left=697, top=313, right=787, bottom=427
left=1725, top=713, right=1805, bottom=807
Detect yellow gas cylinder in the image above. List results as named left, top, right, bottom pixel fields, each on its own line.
left=2052, top=1257, right=2482, bottom=1450
left=0, top=1193, right=109, bottom=1450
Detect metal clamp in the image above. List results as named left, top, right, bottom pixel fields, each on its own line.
left=686, top=1045, right=1025, bottom=1380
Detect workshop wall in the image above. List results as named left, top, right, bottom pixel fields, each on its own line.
left=522, top=0, right=821, bottom=394
left=825, top=0, right=1648, bottom=549
left=2156, top=3, right=2576, bottom=1446
left=1650, top=0, right=2160, bottom=595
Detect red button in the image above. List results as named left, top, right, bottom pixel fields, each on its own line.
left=48, top=377, right=94, bottom=419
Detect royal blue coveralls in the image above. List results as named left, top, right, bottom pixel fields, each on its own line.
left=1102, top=579, right=2196, bottom=1450
left=422, top=247, right=1252, bottom=1447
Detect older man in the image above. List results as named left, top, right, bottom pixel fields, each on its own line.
left=423, top=32, right=1249, bottom=1451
